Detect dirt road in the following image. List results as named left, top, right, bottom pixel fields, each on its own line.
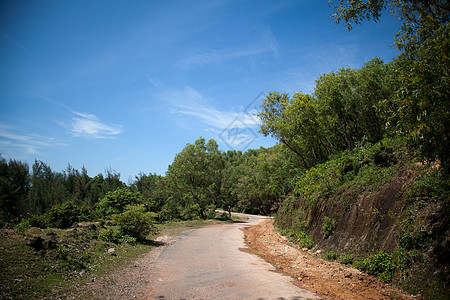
left=147, top=213, right=320, bottom=299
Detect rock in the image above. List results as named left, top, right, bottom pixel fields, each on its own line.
left=79, top=270, right=88, bottom=276
left=315, top=249, right=322, bottom=254
left=43, top=235, right=58, bottom=249
left=26, top=236, right=44, bottom=250
left=107, top=248, right=116, bottom=256
left=344, top=272, right=352, bottom=278
left=302, top=248, right=308, bottom=251
left=86, top=224, right=97, bottom=230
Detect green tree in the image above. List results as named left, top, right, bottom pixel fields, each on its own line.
left=314, top=58, right=395, bottom=148
left=0, top=157, right=29, bottom=223
left=112, top=204, right=157, bottom=241
left=27, top=160, right=69, bottom=215
left=166, top=138, right=225, bottom=219
left=132, top=172, right=166, bottom=213
left=330, top=0, right=450, bottom=172
left=231, top=146, right=293, bottom=215
left=220, top=150, right=243, bottom=216
left=96, top=186, right=143, bottom=217
left=259, top=58, right=394, bottom=169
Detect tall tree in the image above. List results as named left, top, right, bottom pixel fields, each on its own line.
left=27, top=160, right=69, bottom=215
left=0, top=157, right=29, bottom=223
left=166, top=138, right=225, bottom=219
left=330, top=0, right=450, bottom=172
left=259, top=58, right=394, bottom=169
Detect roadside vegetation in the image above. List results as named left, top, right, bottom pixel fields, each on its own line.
left=0, top=1, right=448, bottom=299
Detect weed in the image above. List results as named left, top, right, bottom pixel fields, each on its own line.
left=324, top=251, right=338, bottom=260
left=279, top=227, right=313, bottom=249
left=322, top=216, right=336, bottom=238
left=356, top=251, right=396, bottom=283
left=340, top=254, right=353, bottom=265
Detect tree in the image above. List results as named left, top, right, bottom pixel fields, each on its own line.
left=132, top=172, right=166, bottom=213
left=220, top=150, right=243, bottom=216
left=0, top=157, right=29, bottom=223
left=165, top=138, right=225, bottom=219
left=259, top=58, right=394, bottom=169
left=329, top=0, right=450, bottom=172
left=96, top=186, right=143, bottom=217
left=314, top=58, right=395, bottom=148
left=27, top=160, right=69, bottom=215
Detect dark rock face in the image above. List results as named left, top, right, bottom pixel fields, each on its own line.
left=26, top=236, right=44, bottom=250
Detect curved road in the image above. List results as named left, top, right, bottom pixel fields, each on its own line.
left=148, top=213, right=320, bottom=300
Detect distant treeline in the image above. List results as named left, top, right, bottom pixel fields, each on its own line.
left=0, top=141, right=299, bottom=226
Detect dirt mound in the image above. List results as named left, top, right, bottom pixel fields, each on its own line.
left=243, top=219, right=417, bottom=300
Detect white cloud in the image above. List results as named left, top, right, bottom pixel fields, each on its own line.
left=0, top=123, right=59, bottom=156
left=179, top=27, right=278, bottom=69
left=70, top=111, right=123, bottom=138
left=163, top=86, right=261, bottom=150
left=165, top=86, right=259, bottom=130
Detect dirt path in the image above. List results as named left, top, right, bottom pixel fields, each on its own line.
left=78, top=215, right=320, bottom=299
left=147, top=214, right=319, bottom=299
left=243, top=219, right=417, bottom=300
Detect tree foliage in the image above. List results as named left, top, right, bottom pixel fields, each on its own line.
left=96, top=186, right=143, bottom=217
left=259, top=58, right=395, bottom=169
left=165, top=138, right=225, bottom=219
left=329, top=0, right=450, bottom=172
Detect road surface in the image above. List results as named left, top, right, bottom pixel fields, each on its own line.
left=148, top=213, right=320, bottom=300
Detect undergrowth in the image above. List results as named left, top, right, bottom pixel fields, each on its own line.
left=275, top=137, right=449, bottom=299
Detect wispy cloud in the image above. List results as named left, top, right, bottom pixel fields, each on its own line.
left=163, top=86, right=261, bottom=150
left=145, top=75, right=162, bottom=88
left=0, top=123, right=60, bottom=156
left=165, top=86, right=259, bottom=129
left=179, top=27, right=278, bottom=69
left=69, top=111, right=123, bottom=138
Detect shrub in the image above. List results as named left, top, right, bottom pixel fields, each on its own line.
left=324, top=251, right=338, bottom=260
left=205, top=204, right=217, bottom=219
left=340, top=254, right=354, bottom=265
left=55, top=244, right=91, bottom=271
left=15, top=218, right=32, bottom=231
left=357, top=251, right=396, bottom=283
left=98, top=228, right=123, bottom=244
left=112, top=204, right=157, bottom=241
left=46, top=201, right=85, bottom=229
left=322, top=216, right=336, bottom=238
left=96, top=187, right=143, bottom=217
left=98, top=228, right=137, bottom=244
left=280, top=227, right=313, bottom=249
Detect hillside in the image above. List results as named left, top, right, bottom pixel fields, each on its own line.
left=274, top=138, right=449, bottom=299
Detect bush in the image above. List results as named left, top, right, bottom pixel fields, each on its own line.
left=15, top=218, right=32, bottom=231
left=324, top=251, right=338, bottom=260
left=96, top=187, right=143, bottom=217
left=98, top=228, right=123, bottom=244
left=112, top=204, right=157, bottom=241
left=322, top=216, right=336, bottom=238
left=46, top=201, right=85, bottom=229
left=98, top=228, right=137, bottom=244
left=356, top=251, right=396, bottom=283
left=340, top=254, right=354, bottom=265
left=280, top=227, right=313, bottom=249
left=55, top=244, right=91, bottom=271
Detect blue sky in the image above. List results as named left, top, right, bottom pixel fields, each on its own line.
left=0, top=0, right=401, bottom=183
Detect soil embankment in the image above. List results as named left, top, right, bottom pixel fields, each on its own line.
left=243, top=218, right=416, bottom=300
